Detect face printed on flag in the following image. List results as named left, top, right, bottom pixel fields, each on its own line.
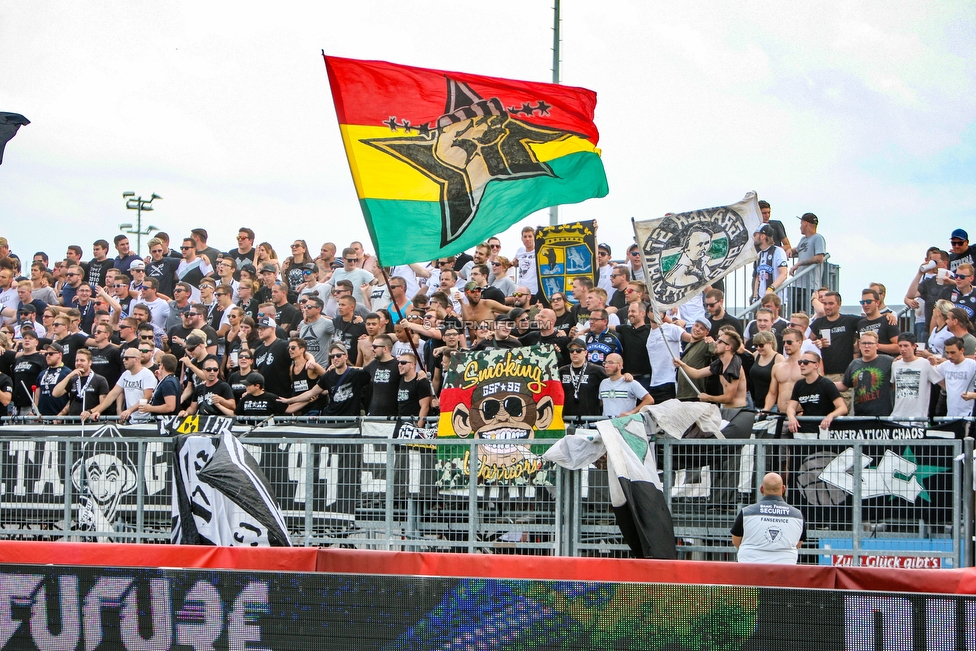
left=324, top=56, right=608, bottom=266
left=438, top=345, right=564, bottom=482
left=634, top=192, right=762, bottom=310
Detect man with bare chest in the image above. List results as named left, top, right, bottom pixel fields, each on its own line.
left=459, top=281, right=509, bottom=337
left=764, top=328, right=805, bottom=413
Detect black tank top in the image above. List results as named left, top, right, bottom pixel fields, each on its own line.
left=749, top=355, right=776, bottom=406
left=291, top=363, right=328, bottom=413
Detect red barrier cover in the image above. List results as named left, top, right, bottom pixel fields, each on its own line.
left=2, top=541, right=975, bottom=594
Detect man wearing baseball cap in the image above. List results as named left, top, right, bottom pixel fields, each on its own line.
left=253, top=317, right=290, bottom=397
left=751, top=225, right=788, bottom=304
left=597, top=243, right=614, bottom=295
left=787, top=212, right=827, bottom=310
left=949, top=228, right=975, bottom=273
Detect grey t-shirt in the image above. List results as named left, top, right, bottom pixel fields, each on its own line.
left=299, top=316, right=336, bottom=366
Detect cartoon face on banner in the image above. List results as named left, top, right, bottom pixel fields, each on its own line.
left=70, top=424, right=139, bottom=538
left=438, top=345, right=564, bottom=484
left=535, top=220, right=598, bottom=305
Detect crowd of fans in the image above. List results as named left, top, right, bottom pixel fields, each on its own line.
left=0, top=201, right=973, bottom=430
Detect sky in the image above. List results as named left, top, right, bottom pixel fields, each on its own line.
left=1, top=1, right=973, bottom=310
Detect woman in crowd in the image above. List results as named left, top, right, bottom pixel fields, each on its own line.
left=281, top=240, right=314, bottom=292
left=284, top=337, right=327, bottom=415
left=490, top=256, right=517, bottom=295
left=255, top=242, right=281, bottom=277
left=748, top=330, right=783, bottom=408
left=226, top=348, right=254, bottom=404
left=236, top=279, right=260, bottom=320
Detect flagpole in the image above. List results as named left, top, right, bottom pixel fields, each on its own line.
left=378, top=263, right=427, bottom=372
left=548, top=0, right=560, bottom=227
left=630, top=218, right=698, bottom=391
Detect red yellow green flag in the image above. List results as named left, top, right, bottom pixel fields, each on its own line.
left=323, top=55, right=609, bottom=267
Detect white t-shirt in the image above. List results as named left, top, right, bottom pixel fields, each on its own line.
left=677, top=293, right=706, bottom=328
left=514, top=247, right=538, bottom=294
left=890, top=358, right=939, bottom=423
left=933, top=358, right=976, bottom=418
left=598, top=265, right=614, bottom=296
left=599, top=376, right=649, bottom=418
left=646, top=323, right=684, bottom=388
left=118, top=367, right=157, bottom=421
left=140, top=297, right=171, bottom=331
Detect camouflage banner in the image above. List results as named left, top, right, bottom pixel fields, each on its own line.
left=437, top=345, right=565, bottom=487
left=535, top=219, right=598, bottom=305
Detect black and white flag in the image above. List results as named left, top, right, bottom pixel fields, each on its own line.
left=633, top=192, right=761, bottom=310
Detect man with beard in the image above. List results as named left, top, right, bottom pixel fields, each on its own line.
left=52, top=348, right=110, bottom=416
left=396, top=352, right=432, bottom=427
left=364, top=334, right=400, bottom=416
left=145, top=238, right=180, bottom=298
left=12, top=330, right=44, bottom=415
left=253, top=317, right=291, bottom=398
left=608, top=301, right=652, bottom=390
left=181, top=357, right=235, bottom=417
left=35, top=344, right=71, bottom=416
left=460, top=281, right=510, bottom=340
left=599, top=353, right=653, bottom=418
left=280, top=343, right=370, bottom=416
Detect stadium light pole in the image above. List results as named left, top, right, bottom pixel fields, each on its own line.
left=549, top=0, right=561, bottom=226
left=119, top=192, right=161, bottom=255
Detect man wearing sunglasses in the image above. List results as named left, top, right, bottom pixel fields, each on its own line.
left=948, top=228, right=975, bottom=273
left=396, top=352, right=432, bottom=427
left=856, top=288, right=899, bottom=355
left=364, top=334, right=400, bottom=416
left=146, top=237, right=180, bottom=298
left=329, top=247, right=378, bottom=308
left=280, top=343, right=369, bottom=417
left=83, top=347, right=156, bottom=423
left=787, top=350, right=847, bottom=434
left=181, top=357, right=235, bottom=417
left=35, top=344, right=71, bottom=416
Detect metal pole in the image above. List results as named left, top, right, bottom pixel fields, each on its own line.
left=549, top=0, right=560, bottom=227
left=963, top=436, right=973, bottom=567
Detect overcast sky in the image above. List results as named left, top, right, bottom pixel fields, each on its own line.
left=1, top=1, right=973, bottom=307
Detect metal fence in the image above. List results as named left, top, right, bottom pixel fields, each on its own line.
left=0, top=415, right=969, bottom=567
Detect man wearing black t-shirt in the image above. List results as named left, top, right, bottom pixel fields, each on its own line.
left=610, top=301, right=652, bottom=390
left=396, top=352, right=432, bottom=426
left=52, top=349, right=109, bottom=416
left=704, top=289, right=743, bottom=339
left=787, top=351, right=847, bottom=435
left=86, top=240, right=113, bottom=289
left=183, top=359, right=235, bottom=416
left=280, top=343, right=369, bottom=416
left=856, top=288, right=899, bottom=355
left=809, top=291, right=861, bottom=404
left=364, top=335, right=400, bottom=416
left=836, top=331, right=895, bottom=417
left=88, top=324, right=122, bottom=389
left=948, top=228, right=975, bottom=273
left=253, top=318, right=291, bottom=397
left=560, top=338, right=607, bottom=417
left=12, top=331, right=44, bottom=415
left=758, top=200, right=791, bottom=251
left=332, top=296, right=367, bottom=352
left=235, top=373, right=285, bottom=417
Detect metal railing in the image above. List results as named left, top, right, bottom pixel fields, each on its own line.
left=0, top=415, right=967, bottom=567
left=727, top=256, right=836, bottom=323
